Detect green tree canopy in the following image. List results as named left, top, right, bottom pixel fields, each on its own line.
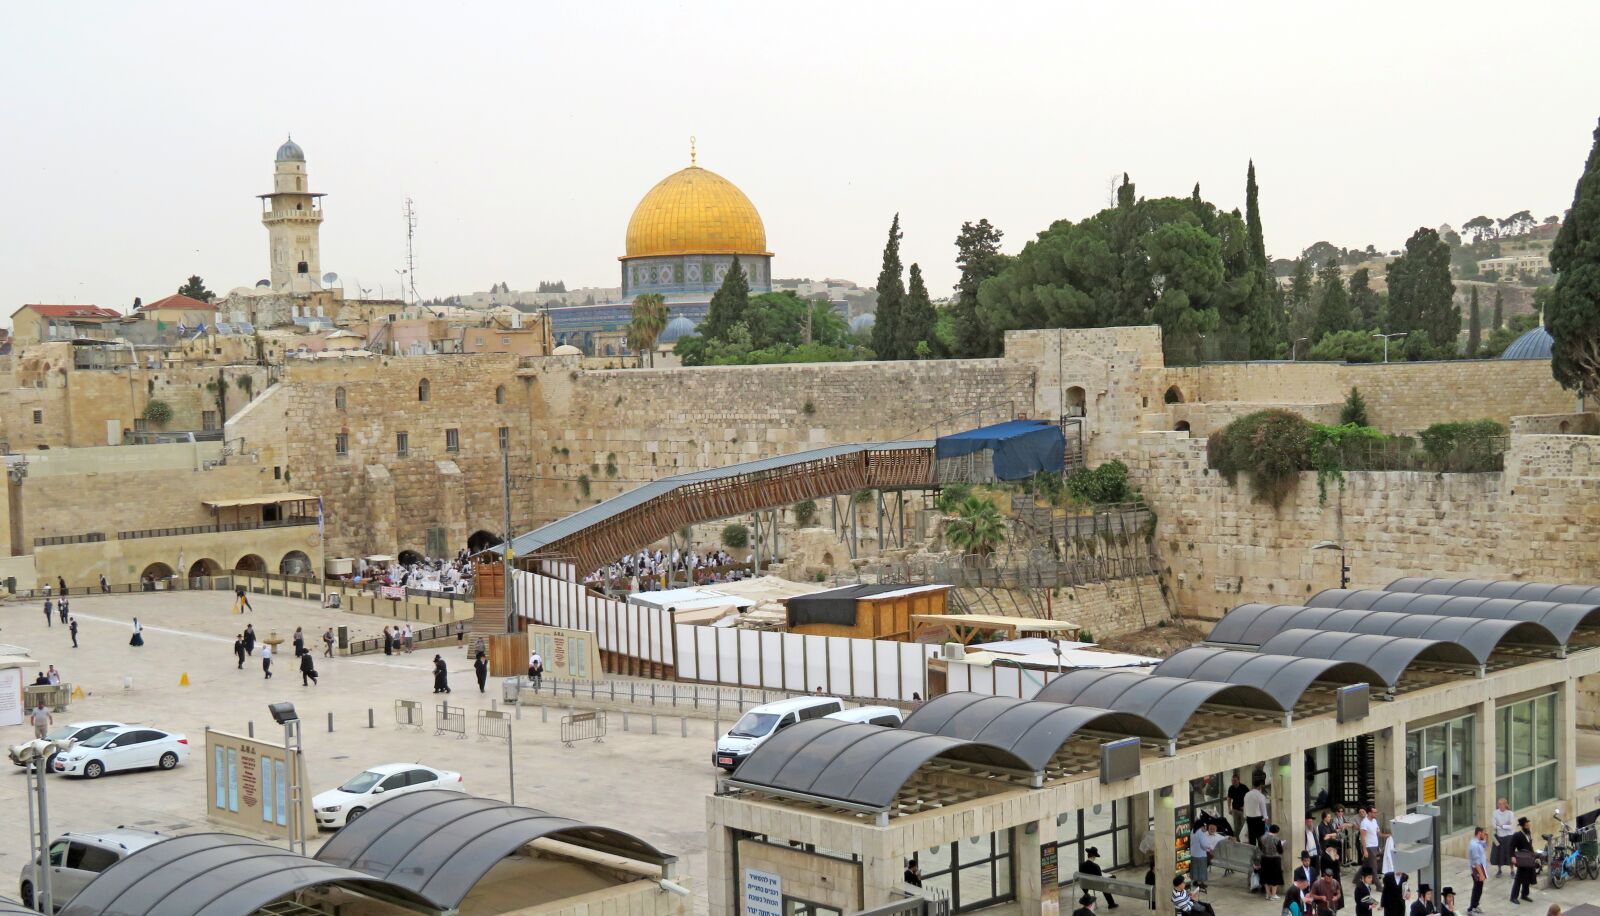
left=871, top=214, right=906, bottom=359
left=626, top=293, right=668, bottom=367
left=177, top=275, right=215, bottom=302
left=1313, top=258, right=1351, bottom=340
left=952, top=218, right=1007, bottom=357
left=699, top=257, right=749, bottom=341
left=1547, top=119, right=1600, bottom=394
left=1385, top=228, right=1459, bottom=348
left=899, top=263, right=937, bottom=358
left=1466, top=286, right=1481, bottom=357
left=1349, top=268, right=1380, bottom=327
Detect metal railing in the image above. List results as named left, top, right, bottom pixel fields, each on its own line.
left=348, top=622, right=457, bottom=655
left=435, top=703, right=466, bottom=739
left=117, top=517, right=317, bottom=540
left=33, top=532, right=106, bottom=547
left=394, top=700, right=424, bottom=730
left=560, top=711, right=606, bottom=747
left=477, top=710, right=511, bottom=741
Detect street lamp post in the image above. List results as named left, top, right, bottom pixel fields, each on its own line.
left=1372, top=332, right=1407, bottom=364
left=1291, top=337, right=1309, bottom=361
left=268, top=702, right=305, bottom=855
left=1312, top=540, right=1349, bottom=589
left=10, top=738, right=65, bottom=913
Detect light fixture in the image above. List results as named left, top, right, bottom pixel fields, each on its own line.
left=268, top=702, right=298, bottom=725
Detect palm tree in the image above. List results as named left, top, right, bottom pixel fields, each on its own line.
left=944, top=495, right=1006, bottom=557
left=627, top=293, right=669, bottom=367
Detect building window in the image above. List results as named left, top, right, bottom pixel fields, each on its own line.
left=445, top=428, right=459, bottom=453
left=917, top=830, right=1014, bottom=912
left=133, top=418, right=148, bottom=432
left=1407, top=713, right=1476, bottom=835
left=1057, top=798, right=1135, bottom=886
left=495, top=385, right=506, bottom=405
left=498, top=427, right=510, bottom=451
left=202, top=410, right=219, bottom=431
left=274, top=466, right=282, bottom=480
left=396, top=432, right=409, bottom=457
left=1497, top=692, right=1559, bottom=810
left=418, top=379, right=430, bottom=402
left=32, top=410, right=42, bottom=425
left=334, top=387, right=346, bottom=410
left=334, top=433, right=348, bottom=455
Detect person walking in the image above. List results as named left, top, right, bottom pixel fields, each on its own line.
left=1508, top=817, right=1536, bottom=905
left=382, top=626, right=394, bottom=656
left=99, top=574, right=108, bottom=593
left=292, top=627, right=305, bottom=657
left=322, top=628, right=335, bottom=658
left=431, top=655, right=450, bottom=693
left=1382, top=870, right=1408, bottom=916
left=1244, top=781, right=1270, bottom=845
left=261, top=642, right=273, bottom=679
left=1258, top=824, right=1285, bottom=902
left=1492, top=799, right=1515, bottom=877
left=129, top=617, right=144, bottom=647
left=30, top=700, right=52, bottom=739
left=43, top=598, right=53, bottom=628
left=68, top=617, right=78, bottom=649
left=243, top=625, right=256, bottom=656
left=1410, top=884, right=1435, bottom=915
left=234, top=585, right=253, bottom=614
left=299, top=649, right=318, bottom=687
left=1227, top=774, right=1248, bottom=836
left=528, top=649, right=543, bottom=688
left=234, top=634, right=247, bottom=669
left=1311, top=867, right=1341, bottom=916
left=58, top=597, right=68, bottom=624
left=57, top=576, right=66, bottom=594
left=474, top=650, right=488, bottom=693
left=1467, top=826, right=1488, bottom=914
left=1353, top=868, right=1378, bottom=916
left=456, top=620, right=466, bottom=643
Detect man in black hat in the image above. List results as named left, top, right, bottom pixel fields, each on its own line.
left=1070, top=892, right=1096, bottom=916
left=1079, top=847, right=1117, bottom=909
left=1509, top=816, right=1536, bottom=904
left=1353, top=866, right=1378, bottom=916
left=1409, top=883, right=1435, bottom=915
left=1294, top=849, right=1319, bottom=887
left=1437, top=886, right=1457, bottom=916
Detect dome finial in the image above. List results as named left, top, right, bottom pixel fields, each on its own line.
left=690, top=135, right=697, bottom=167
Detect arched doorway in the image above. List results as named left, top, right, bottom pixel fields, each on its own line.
left=234, top=554, right=266, bottom=573
left=1164, top=385, right=1186, bottom=404
left=1065, top=386, right=1087, bottom=417
left=141, top=562, right=174, bottom=581
left=1174, top=420, right=1192, bottom=433
left=188, top=558, right=222, bottom=579
left=279, top=551, right=312, bottom=576
left=398, top=549, right=424, bottom=566
left=467, top=530, right=499, bottom=554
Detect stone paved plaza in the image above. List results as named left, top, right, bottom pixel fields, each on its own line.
left=0, top=590, right=720, bottom=909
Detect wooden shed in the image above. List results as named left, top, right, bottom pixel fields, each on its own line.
left=783, top=584, right=951, bottom=641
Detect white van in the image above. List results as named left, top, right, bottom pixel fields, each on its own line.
left=825, top=706, right=904, bottom=728
left=713, top=695, right=844, bottom=771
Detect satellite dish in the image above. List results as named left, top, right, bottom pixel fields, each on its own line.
left=323, top=272, right=340, bottom=285
left=255, top=279, right=271, bottom=288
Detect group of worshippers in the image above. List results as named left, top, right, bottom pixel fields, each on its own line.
left=584, top=547, right=758, bottom=593
left=357, top=553, right=474, bottom=595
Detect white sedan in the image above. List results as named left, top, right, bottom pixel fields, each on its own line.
left=52, top=726, right=188, bottom=778
left=313, top=763, right=463, bottom=829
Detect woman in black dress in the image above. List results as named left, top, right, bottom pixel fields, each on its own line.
left=1258, top=823, right=1285, bottom=900
left=129, top=617, right=144, bottom=647
left=383, top=627, right=394, bottom=656
left=474, top=651, right=488, bottom=693
left=432, top=655, right=450, bottom=694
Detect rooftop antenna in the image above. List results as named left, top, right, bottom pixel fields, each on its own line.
left=403, top=197, right=419, bottom=303
left=690, top=136, right=696, bottom=167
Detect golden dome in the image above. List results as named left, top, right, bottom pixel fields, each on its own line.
left=624, top=165, right=770, bottom=259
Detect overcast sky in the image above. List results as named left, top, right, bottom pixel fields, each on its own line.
left=3, top=1, right=1598, bottom=315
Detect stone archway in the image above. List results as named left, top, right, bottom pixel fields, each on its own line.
left=279, top=550, right=312, bottom=576
left=1174, top=420, right=1192, bottom=433
left=1164, top=385, right=1186, bottom=404
left=398, top=549, right=424, bottom=566
left=188, top=558, right=222, bottom=579
left=234, top=554, right=267, bottom=573
left=141, top=562, right=175, bottom=581
left=467, top=530, right=499, bottom=554
left=1065, top=386, right=1087, bottom=416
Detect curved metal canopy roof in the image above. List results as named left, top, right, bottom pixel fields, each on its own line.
left=1034, top=670, right=1286, bottom=736
left=56, top=833, right=436, bottom=916
left=1388, top=577, right=1600, bottom=605
left=1209, top=603, right=1561, bottom=657
left=730, top=718, right=1034, bottom=810
left=1256, top=629, right=1480, bottom=686
left=1310, top=588, right=1600, bottom=644
left=1151, top=647, right=1381, bottom=704
left=314, top=790, right=672, bottom=910
left=902, top=692, right=1167, bottom=762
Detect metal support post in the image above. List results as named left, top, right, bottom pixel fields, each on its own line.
left=507, top=722, right=516, bottom=805
left=502, top=448, right=517, bottom=634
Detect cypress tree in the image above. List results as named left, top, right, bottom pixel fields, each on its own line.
left=701, top=256, right=749, bottom=342
left=900, top=263, right=936, bottom=358
left=1386, top=228, right=1457, bottom=348
left=1349, top=268, right=1379, bottom=327
left=953, top=219, right=1006, bottom=358
left=1313, top=257, right=1351, bottom=340
left=1492, top=287, right=1504, bottom=330
left=1245, top=161, right=1267, bottom=269
left=872, top=214, right=906, bottom=359
left=1467, top=286, right=1482, bottom=356
left=1243, top=160, right=1280, bottom=357
left=1548, top=118, right=1600, bottom=394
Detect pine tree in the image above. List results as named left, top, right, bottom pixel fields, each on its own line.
left=871, top=214, right=906, bottom=359
left=1339, top=387, right=1370, bottom=426
left=900, top=263, right=936, bottom=358
left=1466, top=286, right=1482, bottom=357
left=1385, top=228, right=1457, bottom=349
left=952, top=219, right=1006, bottom=358
left=1349, top=268, right=1380, bottom=327
left=1243, top=160, right=1280, bottom=357
left=177, top=275, right=215, bottom=302
left=1286, top=258, right=1317, bottom=344
left=1492, top=288, right=1504, bottom=331
left=1548, top=118, right=1600, bottom=394
left=1313, top=258, right=1352, bottom=340
left=701, top=257, right=749, bottom=342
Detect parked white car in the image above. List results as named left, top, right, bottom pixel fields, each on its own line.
left=18, top=827, right=164, bottom=912
left=313, top=763, right=463, bottom=829
left=51, top=726, right=187, bottom=778
left=713, top=695, right=844, bottom=771
left=11, top=721, right=123, bottom=773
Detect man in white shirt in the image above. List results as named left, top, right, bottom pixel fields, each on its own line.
left=1244, top=784, right=1270, bottom=844
left=1358, top=808, right=1381, bottom=875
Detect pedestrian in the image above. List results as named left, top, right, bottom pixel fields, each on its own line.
left=528, top=649, right=543, bottom=688
left=432, top=654, right=450, bottom=693
left=1409, top=884, right=1434, bottom=916
left=474, top=650, right=488, bottom=693
left=1361, top=806, right=1382, bottom=876
left=30, top=700, right=52, bottom=739
left=1467, top=826, right=1487, bottom=914
left=473, top=635, right=487, bottom=657
left=1078, top=847, right=1116, bottom=910
left=1190, top=820, right=1219, bottom=890
left=322, top=628, right=334, bottom=658
left=456, top=620, right=466, bottom=642
left=234, top=585, right=253, bottom=614
left=1311, top=867, right=1341, bottom=916
left=1227, top=773, right=1248, bottom=836
left=261, top=642, right=273, bottom=679
left=299, top=649, right=318, bottom=687
left=99, top=574, right=107, bottom=593
left=43, top=598, right=53, bottom=627
left=234, top=634, right=246, bottom=669
left=1508, top=817, right=1536, bottom=905
left=1245, top=780, right=1270, bottom=845
left=292, top=627, right=305, bottom=657
left=129, top=617, right=144, bottom=647
left=403, top=623, right=414, bottom=653
left=1353, top=868, right=1377, bottom=916
left=383, top=626, right=394, bottom=656
left=1072, top=893, right=1096, bottom=916
left=68, top=617, right=78, bottom=649
left=58, top=597, right=68, bottom=624
left=1492, top=799, right=1515, bottom=877
left=1258, top=824, right=1285, bottom=901
left=1382, top=870, right=1408, bottom=916
left=57, top=576, right=66, bottom=595
left=45, top=665, right=59, bottom=685
left=1438, top=886, right=1458, bottom=916
left=904, top=859, right=922, bottom=888
left=243, top=624, right=256, bottom=656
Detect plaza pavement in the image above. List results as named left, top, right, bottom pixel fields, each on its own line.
left=0, top=590, right=721, bottom=911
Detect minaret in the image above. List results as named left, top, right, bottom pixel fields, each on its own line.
left=259, top=135, right=325, bottom=292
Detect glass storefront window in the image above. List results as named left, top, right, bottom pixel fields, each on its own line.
left=1057, top=800, right=1135, bottom=886
left=1407, top=713, right=1476, bottom=835
left=917, top=831, right=1015, bottom=913
left=1496, top=692, right=1560, bottom=811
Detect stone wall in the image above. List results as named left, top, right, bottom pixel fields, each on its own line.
left=1049, top=574, right=1169, bottom=639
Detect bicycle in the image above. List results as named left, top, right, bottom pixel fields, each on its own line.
left=1541, top=810, right=1595, bottom=888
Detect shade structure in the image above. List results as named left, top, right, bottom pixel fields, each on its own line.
left=1256, top=629, right=1480, bottom=686
left=57, top=833, right=437, bottom=916
left=729, top=718, right=1034, bottom=810
left=314, top=790, right=671, bottom=910
left=934, top=420, right=1066, bottom=481
left=1309, top=588, right=1600, bottom=645
left=1387, top=577, right=1600, bottom=605
left=1151, top=647, right=1382, bottom=706
left=1034, top=670, right=1286, bottom=736
left=1208, top=603, right=1561, bottom=658
left=902, top=692, right=1167, bottom=765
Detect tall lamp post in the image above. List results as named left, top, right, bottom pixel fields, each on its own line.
left=1372, top=332, right=1407, bottom=364
left=1312, top=540, right=1349, bottom=589
left=9, top=737, right=66, bottom=913
left=268, top=702, right=306, bottom=855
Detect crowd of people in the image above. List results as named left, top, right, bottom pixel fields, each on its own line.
left=350, top=552, right=475, bottom=595
left=583, top=547, right=764, bottom=594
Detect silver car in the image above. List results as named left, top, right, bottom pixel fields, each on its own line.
left=19, top=828, right=163, bottom=912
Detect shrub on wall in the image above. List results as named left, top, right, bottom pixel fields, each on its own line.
left=1419, top=419, right=1507, bottom=471
left=792, top=499, right=818, bottom=526
left=1065, top=460, right=1132, bottom=504
left=1306, top=422, right=1389, bottom=503
left=141, top=399, right=173, bottom=426
left=1207, top=410, right=1311, bottom=508
left=1339, top=387, right=1370, bottom=427
left=721, top=523, right=750, bottom=550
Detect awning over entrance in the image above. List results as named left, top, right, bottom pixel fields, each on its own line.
left=202, top=492, right=318, bottom=509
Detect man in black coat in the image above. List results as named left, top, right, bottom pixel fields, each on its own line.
left=1293, top=850, right=1320, bottom=888
left=1070, top=893, right=1096, bottom=916
left=1381, top=870, right=1408, bottom=916
left=1508, top=817, right=1536, bottom=904
left=1352, top=867, right=1377, bottom=916
left=1079, top=847, right=1117, bottom=910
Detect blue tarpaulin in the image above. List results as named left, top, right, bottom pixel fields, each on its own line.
left=935, top=420, right=1065, bottom=481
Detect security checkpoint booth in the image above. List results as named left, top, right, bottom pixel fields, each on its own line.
left=707, top=576, right=1600, bottom=916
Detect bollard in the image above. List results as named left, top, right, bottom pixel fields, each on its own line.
left=247, top=721, right=254, bottom=738
left=327, top=712, right=334, bottom=733
left=651, top=714, right=658, bottom=735
left=630, top=683, right=636, bottom=703
left=680, top=717, right=687, bottom=738
left=622, top=712, right=630, bottom=732
left=491, top=699, right=497, bottom=712
left=541, top=706, right=548, bottom=723
left=714, top=718, right=720, bottom=736
left=367, top=708, right=375, bottom=729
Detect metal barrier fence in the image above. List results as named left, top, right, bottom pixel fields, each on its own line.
left=477, top=709, right=511, bottom=742
left=560, top=711, right=606, bottom=747
left=349, top=623, right=456, bottom=656
left=395, top=700, right=424, bottom=730
left=435, top=703, right=466, bottom=739
left=23, top=683, right=71, bottom=712
left=503, top=676, right=807, bottom=713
